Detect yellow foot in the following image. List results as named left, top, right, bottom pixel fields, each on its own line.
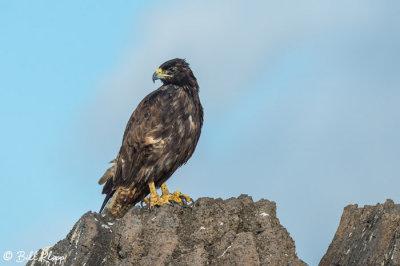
left=142, top=182, right=194, bottom=209
left=142, top=181, right=171, bottom=209
left=161, top=190, right=193, bottom=206
left=143, top=193, right=171, bottom=209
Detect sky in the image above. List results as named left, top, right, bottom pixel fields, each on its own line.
left=1, top=1, right=400, bottom=265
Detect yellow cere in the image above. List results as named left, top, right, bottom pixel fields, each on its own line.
left=156, top=68, right=162, bottom=73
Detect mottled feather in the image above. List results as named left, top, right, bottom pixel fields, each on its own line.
left=99, top=59, right=203, bottom=219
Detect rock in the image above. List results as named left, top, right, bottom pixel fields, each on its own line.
left=320, top=199, right=400, bottom=266
left=27, top=195, right=306, bottom=266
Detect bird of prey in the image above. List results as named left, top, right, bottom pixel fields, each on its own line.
left=98, top=58, right=203, bottom=219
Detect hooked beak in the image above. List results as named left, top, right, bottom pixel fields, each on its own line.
left=152, top=68, right=172, bottom=83
left=152, top=71, right=162, bottom=83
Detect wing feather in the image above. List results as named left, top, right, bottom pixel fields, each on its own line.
left=113, top=85, right=182, bottom=188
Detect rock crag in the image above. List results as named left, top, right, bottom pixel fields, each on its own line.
left=28, top=195, right=306, bottom=266
left=320, top=199, right=400, bottom=266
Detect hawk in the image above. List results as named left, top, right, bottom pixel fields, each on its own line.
left=98, top=58, right=203, bottom=219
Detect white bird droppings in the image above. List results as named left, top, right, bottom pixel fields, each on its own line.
left=101, top=224, right=110, bottom=229
left=219, top=245, right=231, bottom=258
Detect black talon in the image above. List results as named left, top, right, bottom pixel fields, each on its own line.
left=180, top=196, right=187, bottom=205
left=181, top=198, right=194, bottom=209
left=149, top=203, right=156, bottom=211
left=189, top=198, right=195, bottom=208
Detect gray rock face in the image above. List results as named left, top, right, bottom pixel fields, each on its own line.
left=27, top=195, right=306, bottom=266
left=320, top=199, right=400, bottom=266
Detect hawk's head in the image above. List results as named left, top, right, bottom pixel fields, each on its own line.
left=152, top=58, right=197, bottom=87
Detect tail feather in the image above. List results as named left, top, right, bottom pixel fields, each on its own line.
left=98, top=154, right=147, bottom=219
left=99, top=189, right=115, bottom=213
left=98, top=158, right=117, bottom=185
left=98, top=156, right=118, bottom=213
left=102, top=187, right=140, bottom=219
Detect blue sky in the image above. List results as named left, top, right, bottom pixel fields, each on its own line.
left=1, top=1, right=400, bottom=265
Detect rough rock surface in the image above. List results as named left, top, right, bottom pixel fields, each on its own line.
left=320, top=199, right=400, bottom=266
left=28, top=195, right=306, bottom=266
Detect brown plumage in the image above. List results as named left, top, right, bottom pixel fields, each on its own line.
left=99, top=58, right=203, bottom=219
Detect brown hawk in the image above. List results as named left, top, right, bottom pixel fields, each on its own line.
left=98, top=58, right=203, bottom=219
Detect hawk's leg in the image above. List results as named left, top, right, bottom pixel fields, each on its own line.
left=143, top=181, right=171, bottom=209
left=160, top=183, right=193, bottom=206
left=142, top=182, right=193, bottom=208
